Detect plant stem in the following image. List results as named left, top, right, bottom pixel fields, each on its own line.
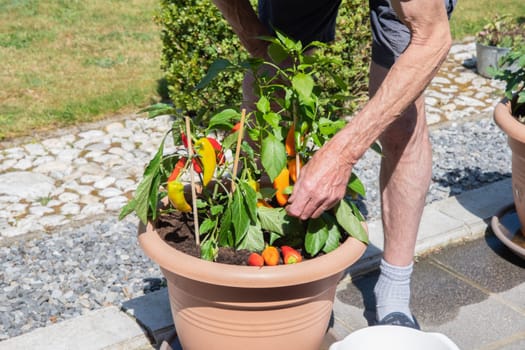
left=231, top=109, right=247, bottom=192
left=185, top=116, right=200, bottom=246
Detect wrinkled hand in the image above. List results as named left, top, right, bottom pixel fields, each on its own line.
left=286, top=142, right=353, bottom=220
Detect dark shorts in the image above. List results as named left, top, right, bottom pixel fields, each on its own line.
left=258, top=0, right=457, bottom=68
left=370, top=0, right=458, bottom=68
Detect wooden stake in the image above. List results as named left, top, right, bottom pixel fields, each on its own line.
left=293, top=113, right=300, bottom=181
left=231, top=109, right=247, bottom=192
left=185, top=116, right=200, bottom=246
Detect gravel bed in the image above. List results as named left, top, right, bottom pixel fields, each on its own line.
left=0, top=116, right=512, bottom=340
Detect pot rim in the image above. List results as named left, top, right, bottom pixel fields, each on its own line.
left=138, top=218, right=367, bottom=288
left=494, top=98, right=525, bottom=143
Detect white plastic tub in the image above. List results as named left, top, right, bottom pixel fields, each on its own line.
left=330, top=326, right=460, bottom=350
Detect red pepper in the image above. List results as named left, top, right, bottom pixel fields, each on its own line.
left=168, top=158, right=186, bottom=182
left=247, top=252, right=264, bottom=267
left=181, top=133, right=203, bottom=173
left=281, top=246, right=302, bottom=264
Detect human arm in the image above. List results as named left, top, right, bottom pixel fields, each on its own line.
left=286, top=0, right=452, bottom=219
left=211, top=0, right=271, bottom=58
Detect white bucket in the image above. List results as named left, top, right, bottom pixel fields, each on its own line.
left=329, top=326, right=460, bottom=350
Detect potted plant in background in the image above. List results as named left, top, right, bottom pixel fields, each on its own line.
left=475, top=14, right=524, bottom=78
left=119, top=33, right=370, bottom=350
left=493, top=46, right=525, bottom=238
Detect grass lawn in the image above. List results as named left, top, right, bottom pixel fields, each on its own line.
left=1, top=0, right=524, bottom=141
left=450, top=0, right=525, bottom=39
left=0, top=0, right=162, bottom=141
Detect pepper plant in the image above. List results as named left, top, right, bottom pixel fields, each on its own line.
left=120, top=32, right=371, bottom=261
left=491, top=45, right=525, bottom=121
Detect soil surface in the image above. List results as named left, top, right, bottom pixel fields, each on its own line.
left=156, top=212, right=252, bottom=265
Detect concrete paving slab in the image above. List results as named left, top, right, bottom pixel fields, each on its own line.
left=485, top=332, right=525, bottom=350
left=0, top=307, right=146, bottom=350
left=428, top=296, right=525, bottom=350
left=434, top=179, right=513, bottom=224
left=498, top=284, right=525, bottom=315
left=415, top=205, right=469, bottom=252
left=431, top=233, right=525, bottom=295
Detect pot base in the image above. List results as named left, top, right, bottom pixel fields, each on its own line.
left=490, top=204, right=525, bottom=259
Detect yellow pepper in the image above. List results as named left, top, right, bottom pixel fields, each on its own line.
left=167, top=181, right=192, bottom=212
left=194, top=137, right=216, bottom=186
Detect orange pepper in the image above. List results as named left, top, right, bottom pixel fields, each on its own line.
left=257, top=200, right=273, bottom=208
left=262, top=246, right=280, bottom=266
left=273, top=167, right=290, bottom=206
left=287, top=158, right=303, bottom=183
left=285, top=125, right=295, bottom=157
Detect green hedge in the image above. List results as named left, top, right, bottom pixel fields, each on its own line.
left=156, top=0, right=371, bottom=116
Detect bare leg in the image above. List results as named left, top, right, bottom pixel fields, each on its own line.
left=369, top=61, right=432, bottom=266
left=369, top=61, right=431, bottom=326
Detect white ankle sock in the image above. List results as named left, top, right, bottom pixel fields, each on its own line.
left=374, top=258, right=414, bottom=322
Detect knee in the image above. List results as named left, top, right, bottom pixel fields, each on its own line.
left=380, top=102, right=429, bottom=157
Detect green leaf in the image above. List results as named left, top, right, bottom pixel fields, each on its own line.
left=262, top=112, right=281, bottom=129
left=207, top=109, right=240, bottom=131
left=348, top=173, right=366, bottom=198
left=305, top=217, right=329, bottom=256
left=318, top=117, right=345, bottom=136
left=518, top=91, right=525, bottom=104
left=275, top=30, right=298, bottom=51
left=321, top=213, right=342, bottom=254
left=239, top=181, right=257, bottom=223
left=257, top=206, right=287, bottom=236
left=292, top=73, right=314, bottom=100
left=256, top=96, right=270, bottom=113
left=139, top=103, right=177, bottom=118
left=210, top=204, right=224, bottom=216
left=200, top=240, right=217, bottom=261
left=335, top=200, right=368, bottom=244
left=195, top=59, right=233, bottom=89
left=269, top=232, right=282, bottom=245
left=261, top=134, right=287, bottom=181
left=199, top=218, right=216, bottom=235
left=237, top=223, right=265, bottom=251
left=218, top=205, right=233, bottom=247
left=148, top=172, right=161, bottom=221
left=267, top=41, right=289, bottom=64
left=349, top=201, right=365, bottom=222
left=283, top=185, right=294, bottom=195
left=133, top=140, right=165, bottom=224
left=119, top=198, right=137, bottom=220
left=232, top=188, right=250, bottom=245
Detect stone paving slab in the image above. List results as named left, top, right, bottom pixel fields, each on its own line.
left=0, top=307, right=148, bottom=350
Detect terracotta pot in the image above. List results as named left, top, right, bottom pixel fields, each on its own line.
left=138, top=219, right=367, bottom=350
left=494, top=99, right=525, bottom=236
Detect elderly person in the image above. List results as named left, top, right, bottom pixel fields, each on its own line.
left=212, top=0, right=457, bottom=329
